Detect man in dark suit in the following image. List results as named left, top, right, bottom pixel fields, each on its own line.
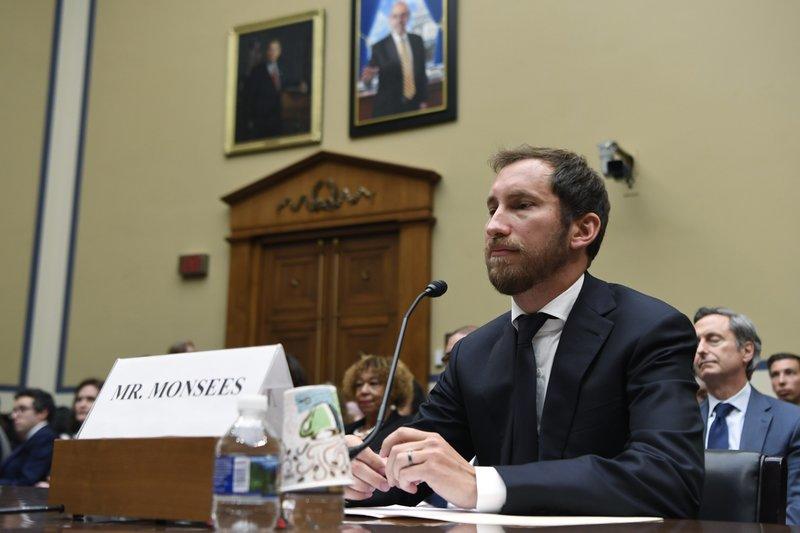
left=361, top=1, right=428, bottom=118
left=694, top=307, right=800, bottom=524
left=345, top=146, right=704, bottom=517
left=0, top=388, right=56, bottom=486
left=242, top=39, right=284, bottom=139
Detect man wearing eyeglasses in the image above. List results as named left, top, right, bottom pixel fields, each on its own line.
left=0, top=389, right=56, bottom=486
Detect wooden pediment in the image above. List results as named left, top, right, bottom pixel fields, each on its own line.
left=222, top=151, right=441, bottom=240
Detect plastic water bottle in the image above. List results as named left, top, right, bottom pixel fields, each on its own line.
left=212, top=394, right=281, bottom=531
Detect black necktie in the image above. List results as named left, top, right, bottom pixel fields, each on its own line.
left=510, top=312, right=551, bottom=464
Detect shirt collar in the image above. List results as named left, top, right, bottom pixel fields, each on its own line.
left=391, top=31, right=409, bottom=43
left=26, top=421, right=47, bottom=441
left=708, top=382, right=751, bottom=415
left=511, top=274, right=585, bottom=332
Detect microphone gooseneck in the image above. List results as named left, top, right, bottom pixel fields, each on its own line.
left=347, top=280, right=447, bottom=459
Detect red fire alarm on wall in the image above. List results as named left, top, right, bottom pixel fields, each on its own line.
left=178, top=254, right=209, bottom=279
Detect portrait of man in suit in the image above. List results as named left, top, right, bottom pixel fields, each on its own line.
left=345, top=146, right=704, bottom=518
left=360, top=1, right=428, bottom=119
left=228, top=13, right=320, bottom=154
left=694, top=307, right=800, bottom=524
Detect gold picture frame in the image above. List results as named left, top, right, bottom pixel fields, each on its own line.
left=225, top=10, right=324, bottom=155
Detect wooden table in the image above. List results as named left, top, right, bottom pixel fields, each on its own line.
left=0, top=486, right=793, bottom=531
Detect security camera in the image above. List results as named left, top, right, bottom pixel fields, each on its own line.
left=597, top=140, right=635, bottom=188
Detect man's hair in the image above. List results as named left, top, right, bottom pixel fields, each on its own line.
left=341, top=354, right=414, bottom=409
left=488, top=145, right=611, bottom=262
left=15, top=388, right=56, bottom=423
left=767, top=352, right=800, bottom=372
left=693, top=307, right=762, bottom=378
left=444, top=325, right=478, bottom=347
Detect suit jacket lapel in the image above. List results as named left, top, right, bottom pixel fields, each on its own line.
left=700, top=400, right=709, bottom=443
left=539, top=273, right=615, bottom=460
left=741, top=388, right=772, bottom=452
left=481, top=318, right=517, bottom=465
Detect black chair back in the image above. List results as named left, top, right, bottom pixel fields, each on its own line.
left=699, top=450, right=787, bottom=524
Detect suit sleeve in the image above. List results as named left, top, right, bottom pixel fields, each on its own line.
left=0, top=434, right=54, bottom=486
left=346, top=339, right=472, bottom=508
left=785, top=419, right=800, bottom=525
left=412, top=35, right=428, bottom=103
left=495, top=311, right=704, bottom=518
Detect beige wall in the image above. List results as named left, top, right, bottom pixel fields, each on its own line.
left=0, top=1, right=54, bottom=386
left=4, top=1, right=799, bottom=394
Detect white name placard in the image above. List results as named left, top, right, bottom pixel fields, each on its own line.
left=77, top=345, right=292, bottom=440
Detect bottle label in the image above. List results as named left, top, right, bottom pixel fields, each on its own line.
left=213, top=454, right=279, bottom=497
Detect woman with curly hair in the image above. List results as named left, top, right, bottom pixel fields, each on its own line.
left=341, top=354, right=414, bottom=452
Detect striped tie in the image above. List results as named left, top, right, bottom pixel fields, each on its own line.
left=397, top=38, right=416, bottom=100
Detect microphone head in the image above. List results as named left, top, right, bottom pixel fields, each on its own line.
left=424, top=280, right=448, bottom=297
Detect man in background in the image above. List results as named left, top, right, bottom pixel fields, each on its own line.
left=694, top=307, right=800, bottom=524
left=768, top=352, right=800, bottom=405
left=0, top=389, right=56, bottom=486
left=361, top=1, right=428, bottom=118
left=442, top=325, right=477, bottom=366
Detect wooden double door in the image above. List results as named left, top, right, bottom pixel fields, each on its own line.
left=258, top=230, right=399, bottom=387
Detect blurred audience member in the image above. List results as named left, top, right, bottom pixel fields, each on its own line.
left=695, top=376, right=708, bottom=405
left=0, top=389, right=56, bottom=486
left=168, top=340, right=196, bottom=353
left=342, top=355, right=414, bottom=452
left=0, top=403, right=10, bottom=462
left=50, top=407, right=72, bottom=438
left=67, top=378, right=103, bottom=438
left=397, top=380, right=427, bottom=417
left=694, top=307, right=800, bottom=524
left=285, top=353, right=309, bottom=387
left=768, top=353, right=800, bottom=405
left=443, top=325, right=477, bottom=366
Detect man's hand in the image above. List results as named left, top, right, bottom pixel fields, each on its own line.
left=344, top=434, right=391, bottom=501
left=381, top=427, right=477, bottom=509
left=361, top=65, right=379, bottom=83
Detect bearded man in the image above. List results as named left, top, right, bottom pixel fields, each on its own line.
left=345, top=146, right=704, bottom=518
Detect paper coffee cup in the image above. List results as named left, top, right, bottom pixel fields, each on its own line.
left=281, top=385, right=352, bottom=492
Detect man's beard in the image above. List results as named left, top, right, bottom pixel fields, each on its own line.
left=485, top=226, right=570, bottom=295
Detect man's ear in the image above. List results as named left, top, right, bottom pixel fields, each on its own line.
left=741, top=341, right=755, bottom=366
left=569, top=212, right=601, bottom=252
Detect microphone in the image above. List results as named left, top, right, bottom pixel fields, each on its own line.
left=348, top=280, right=447, bottom=459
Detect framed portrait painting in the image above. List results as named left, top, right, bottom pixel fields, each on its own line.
left=225, top=11, right=324, bottom=155
left=350, top=0, right=457, bottom=137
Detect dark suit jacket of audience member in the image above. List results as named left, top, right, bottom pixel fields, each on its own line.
left=368, top=33, right=428, bottom=118
left=345, top=410, right=411, bottom=453
left=701, top=388, right=800, bottom=524
left=351, top=273, right=704, bottom=518
left=0, top=424, right=56, bottom=486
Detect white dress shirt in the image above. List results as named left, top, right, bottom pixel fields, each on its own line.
left=705, top=383, right=751, bottom=450
left=25, top=421, right=48, bottom=441
left=475, top=274, right=585, bottom=512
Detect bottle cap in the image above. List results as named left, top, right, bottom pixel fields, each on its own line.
left=237, top=394, right=268, bottom=412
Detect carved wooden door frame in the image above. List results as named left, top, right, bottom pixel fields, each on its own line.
left=222, top=151, right=440, bottom=384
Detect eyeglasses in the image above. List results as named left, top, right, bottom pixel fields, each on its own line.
left=11, top=406, right=33, bottom=414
